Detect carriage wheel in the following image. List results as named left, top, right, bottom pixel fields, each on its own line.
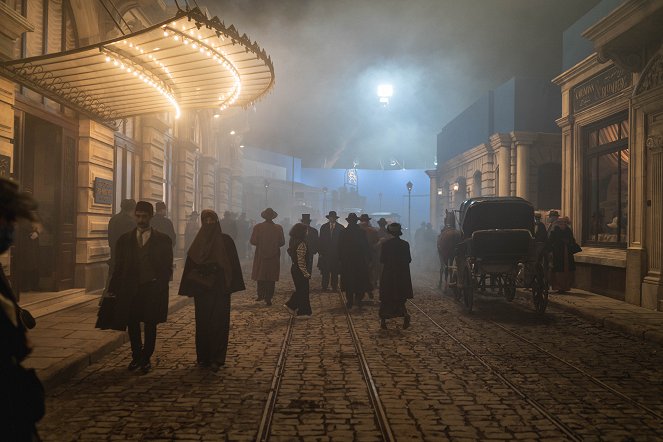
left=532, top=272, right=549, bottom=315
left=449, top=258, right=461, bottom=301
left=462, top=270, right=474, bottom=312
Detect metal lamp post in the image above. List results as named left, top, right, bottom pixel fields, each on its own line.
left=322, top=186, right=328, bottom=215
left=406, top=181, right=413, bottom=238
left=264, top=179, right=270, bottom=207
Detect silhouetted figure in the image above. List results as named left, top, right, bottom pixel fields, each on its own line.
left=548, top=216, right=578, bottom=293
left=178, top=210, right=245, bottom=371
left=220, top=211, right=238, bottom=241
left=184, top=210, right=200, bottom=254
left=300, top=214, right=318, bottom=273
left=98, top=201, right=173, bottom=375
left=284, top=223, right=312, bottom=317
left=359, top=214, right=379, bottom=299
left=0, top=177, right=44, bottom=441
left=379, top=223, right=413, bottom=330
left=151, top=201, right=176, bottom=249
left=107, top=199, right=137, bottom=280
left=338, top=213, right=371, bottom=308
left=250, top=208, right=285, bottom=306
left=318, top=211, right=344, bottom=291
left=236, top=212, right=250, bottom=259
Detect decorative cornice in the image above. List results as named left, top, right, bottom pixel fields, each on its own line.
left=582, top=0, right=657, bottom=47
left=646, top=135, right=663, bottom=151
left=633, top=50, right=663, bottom=97
left=555, top=115, right=574, bottom=129
left=552, top=53, right=601, bottom=87
left=0, top=2, right=34, bottom=41
left=489, top=133, right=512, bottom=148
left=510, top=131, right=538, bottom=145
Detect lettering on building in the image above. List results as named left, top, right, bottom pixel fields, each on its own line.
left=572, top=65, right=632, bottom=113
left=93, top=177, right=113, bottom=205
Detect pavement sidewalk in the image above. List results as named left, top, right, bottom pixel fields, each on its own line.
left=23, top=259, right=192, bottom=391
left=547, top=289, right=663, bottom=346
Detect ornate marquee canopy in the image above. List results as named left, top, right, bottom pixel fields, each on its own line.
left=0, top=7, right=275, bottom=124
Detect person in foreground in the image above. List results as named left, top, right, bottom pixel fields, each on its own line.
left=378, top=223, right=413, bottom=330
left=548, top=216, right=578, bottom=293
left=98, top=201, right=173, bottom=375
left=0, top=177, right=44, bottom=441
left=284, top=223, right=312, bottom=317
left=179, top=210, right=245, bottom=371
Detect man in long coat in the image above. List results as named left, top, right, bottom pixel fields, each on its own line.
left=318, top=211, right=344, bottom=292
left=250, top=208, right=285, bottom=306
left=151, top=201, right=177, bottom=249
left=301, top=214, right=318, bottom=274
left=338, top=213, right=371, bottom=308
left=379, top=223, right=413, bottom=329
left=107, top=199, right=136, bottom=280
left=359, top=214, right=380, bottom=299
left=99, top=201, right=173, bottom=374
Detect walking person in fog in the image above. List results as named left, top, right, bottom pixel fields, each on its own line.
left=300, top=214, right=318, bottom=273
left=107, top=199, right=136, bottom=285
left=379, top=223, right=413, bottom=330
left=318, top=211, right=344, bottom=292
left=98, top=201, right=173, bottom=374
left=236, top=212, right=250, bottom=259
left=284, top=223, right=312, bottom=317
left=250, top=208, right=285, bottom=306
left=152, top=201, right=177, bottom=250
left=0, top=177, right=44, bottom=441
left=359, top=214, right=379, bottom=299
left=178, top=210, right=245, bottom=371
left=338, top=213, right=371, bottom=308
left=548, top=216, right=579, bottom=293
left=220, top=211, right=238, bottom=241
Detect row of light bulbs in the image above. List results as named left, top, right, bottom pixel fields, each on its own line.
left=102, top=49, right=181, bottom=119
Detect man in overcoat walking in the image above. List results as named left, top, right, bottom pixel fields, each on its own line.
left=250, top=208, right=285, bottom=306
left=107, top=199, right=136, bottom=280
left=151, top=201, right=177, bottom=249
left=301, top=214, right=318, bottom=274
left=318, top=211, right=344, bottom=292
left=100, top=201, right=173, bottom=374
left=359, top=214, right=380, bottom=299
left=338, top=213, right=372, bottom=308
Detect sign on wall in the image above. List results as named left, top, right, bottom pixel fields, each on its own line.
left=93, top=177, right=113, bottom=205
left=572, top=65, right=632, bottom=113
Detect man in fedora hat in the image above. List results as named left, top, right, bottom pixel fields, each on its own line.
left=100, top=201, right=173, bottom=375
left=338, top=213, right=372, bottom=308
left=220, top=210, right=238, bottom=241
left=300, top=214, right=318, bottom=273
left=250, top=208, right=285, bottom=305
left=318, top=211, right=344, bottom=291
left=359, top=214, right=379, bottom=299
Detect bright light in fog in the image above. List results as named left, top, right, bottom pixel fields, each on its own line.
left=377, top=84, right=393, bottom=98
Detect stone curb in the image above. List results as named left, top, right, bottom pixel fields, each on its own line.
left=40, top=296, right=192, bottom=392
left=547, top=297, right=663, bottom=346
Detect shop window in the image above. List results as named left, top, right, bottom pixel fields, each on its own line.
left=583, top=115, right=628, bottom=247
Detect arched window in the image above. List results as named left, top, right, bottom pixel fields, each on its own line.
left=473, top=170, right=482, bottom=197
left=455, top=176, right=467, bottom=208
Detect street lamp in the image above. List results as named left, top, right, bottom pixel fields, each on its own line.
left=264, top=179, right=270, bottom=207
left=322, top=186, right=328, bottom=215
left=377, top=84, right=393, bottom=106
left=406, top=181, right=413, bottom=238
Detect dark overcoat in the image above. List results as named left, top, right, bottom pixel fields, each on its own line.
left=151, top=214, right=177, bottom=248
left=99, top=229, right=173, bottom=330
left=107, top=211, right=136, bottom=261
left=305, top=225, right=319, bottom=272
left=548, top=227, right=576, bottom=272
left=379, top=237, right=414, bottom=318
left=318, top=222, right=344, bottom=273
left=178, top=234, right=246, bottom=297
left=250, top=221, right=285, bottom=281
left=338, top=224, right=372, bottom=293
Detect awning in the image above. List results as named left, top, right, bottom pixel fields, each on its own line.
left=0, top=7, right=274, bottom=124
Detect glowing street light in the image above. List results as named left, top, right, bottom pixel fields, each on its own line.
left=406, top=181, right=413, bottom=238
left=377, top=84, right=393, bottom=106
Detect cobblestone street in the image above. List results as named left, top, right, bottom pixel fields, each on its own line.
left=38, top=265, right=663, bottom=441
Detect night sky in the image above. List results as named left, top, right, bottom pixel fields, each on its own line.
left=202, top=0, right=600, bottom=169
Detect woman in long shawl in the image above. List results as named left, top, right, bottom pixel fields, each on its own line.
left=284, top=223, right=312, bottom=317
left=179, top=210, right=245, bottom=371
left=379, top=223, right=413, bottom=329
left=548, top=216, right=578, bottom=293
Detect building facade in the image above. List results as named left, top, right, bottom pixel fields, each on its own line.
left=553, top=0, right=663, bottom=309
left=0, top=1, right=272, bottom=297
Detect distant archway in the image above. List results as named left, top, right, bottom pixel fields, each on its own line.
left=537, top=163, right=561, bottom=209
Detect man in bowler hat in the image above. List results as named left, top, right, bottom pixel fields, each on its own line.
left=250, top=208, right=285, bottom=305
left=338, top=213, right=372, bottom=308
left=101, top=201, right=173, bottom=374
left=318, top=211, right=344, bottom=291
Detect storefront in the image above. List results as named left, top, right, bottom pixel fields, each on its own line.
left=0, top=3, right=275, bottom=295
left=553, top=0, right=663, bottom=309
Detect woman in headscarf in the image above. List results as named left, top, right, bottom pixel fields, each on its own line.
left=378, top=223, right=413, bottom=330
left=284, top=223, right=312, bottom=317
left=548, top=216, right=578, bottom=293
left=178, top=210, right=245, bottom=371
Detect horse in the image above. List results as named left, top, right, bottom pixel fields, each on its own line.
left=437, top=210, right=461, bottom=291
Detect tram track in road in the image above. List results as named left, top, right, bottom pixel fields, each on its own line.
left=408, top=298, right=584, bottom=442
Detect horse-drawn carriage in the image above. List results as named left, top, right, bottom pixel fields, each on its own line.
left=444, top=196, right=549, bottom=314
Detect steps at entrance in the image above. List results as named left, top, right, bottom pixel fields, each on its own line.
left=21, top=289, right=98, bottom=318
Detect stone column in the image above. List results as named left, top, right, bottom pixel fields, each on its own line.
left=490, top=133, right=511, bottom=196
left=141, top=116, right=170, bottom=204
left=512, top=132, right=537, bottom=201
left=76, top=119, right=114, bottom=291
left=200, top=155, right=217, bottom=210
